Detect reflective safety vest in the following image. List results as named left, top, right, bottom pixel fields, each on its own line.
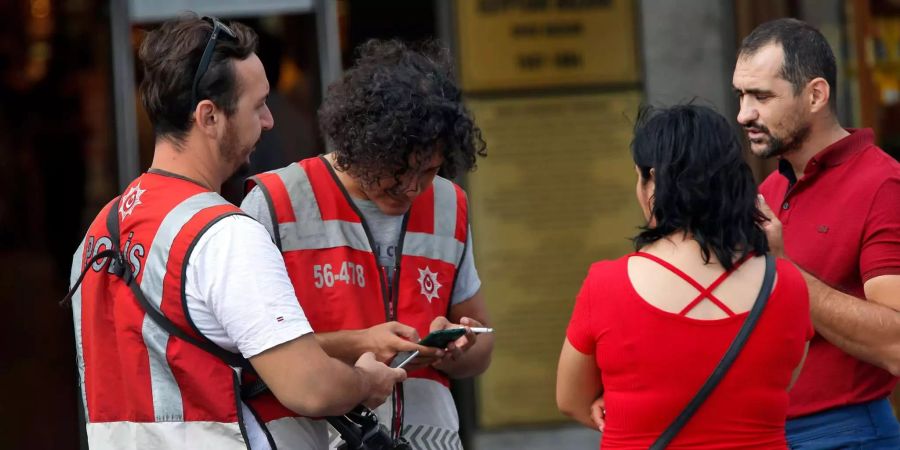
left=68, top=172, right=309, bottom=450
left=247, top=156, right=469, bottom=434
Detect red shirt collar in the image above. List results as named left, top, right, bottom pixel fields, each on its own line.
left=808, top=128, right=874, bottom=168
left=777, top=128, right=875, bottom=185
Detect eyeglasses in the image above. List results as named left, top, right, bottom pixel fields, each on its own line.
left=191, top=16, right=237, bottom=108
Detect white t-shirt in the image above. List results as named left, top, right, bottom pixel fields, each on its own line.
left=185, top=215, right=314, bottom=450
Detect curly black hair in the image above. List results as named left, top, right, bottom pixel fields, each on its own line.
left=318, top=39, right=486, bottom=188
left=631, top=104, right=769, bottom=270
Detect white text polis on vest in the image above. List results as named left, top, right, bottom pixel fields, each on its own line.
left=83, top=232, right=146, bottom=277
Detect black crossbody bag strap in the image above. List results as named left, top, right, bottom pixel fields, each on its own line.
left=63, top=197, right=254, bottom=372
left=650, top=253, right=777, bottom=450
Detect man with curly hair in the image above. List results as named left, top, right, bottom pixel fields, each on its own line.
left=241, top=39, right=492, bottom=449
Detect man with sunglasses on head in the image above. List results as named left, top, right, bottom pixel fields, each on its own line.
left=241, top=40, right=493, bottom=449
left=66, top=14, right=405, bottom=450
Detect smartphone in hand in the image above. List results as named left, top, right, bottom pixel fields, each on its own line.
left=389, top=350, right=419, bottom=369
left=418, top=328, right=467, bottom=348
left=387, top=329, right=464, bottom=369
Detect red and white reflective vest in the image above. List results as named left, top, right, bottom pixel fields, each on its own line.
left=69, top=172, right=307, bottom=449
left=247, top=156, right=469, bottom=388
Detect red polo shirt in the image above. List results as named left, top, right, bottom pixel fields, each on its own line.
left=759, top=128, right=900, bottom=418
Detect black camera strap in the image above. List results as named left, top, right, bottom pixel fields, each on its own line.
left=63, top=196, right=254, bottom=372
left=327, top=405, right=410, bottom=450
left=649, top=253, right=776, bottom=450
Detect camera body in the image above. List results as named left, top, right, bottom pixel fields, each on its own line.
left=329, top=405, right=411, bottom=450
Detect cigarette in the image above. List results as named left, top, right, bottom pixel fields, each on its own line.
left=468, top=327, right=494, bottom=333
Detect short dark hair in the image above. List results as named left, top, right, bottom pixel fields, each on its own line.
left=631, top=104, right=769, bottom=270
left=738, top=18, right=837, bottom=110
left=318, top=39, right=487, bottom=187
left=139, top=13, right=258, bottom=144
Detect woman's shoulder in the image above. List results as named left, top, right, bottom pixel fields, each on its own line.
left=575, top=255, right=635, bottom=320
left=771, top=256, right=810, bottom=304
left=585, top=254, right=632, bottom=280
left=577, top=255, right=635, bottom=302
left=774, top=257, right=806, bottom=286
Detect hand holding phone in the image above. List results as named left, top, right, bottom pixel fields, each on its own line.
left=389, top=325, right=495, bottom=369
left=388, top=328, right=475, bottom=369
left=388, top=329, right=462, bottom=369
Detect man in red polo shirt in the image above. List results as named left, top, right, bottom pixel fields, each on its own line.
left=733, top=18, right=900, bottom=448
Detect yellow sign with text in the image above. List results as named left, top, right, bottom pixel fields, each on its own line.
left=467, top=90, right=643, bottom=427
left=456, top=0, right=639, bottom=92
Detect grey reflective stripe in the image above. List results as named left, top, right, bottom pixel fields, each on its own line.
left=70, top=238, right=89, bottom=421
left=273, top=163, right=372, bottom=253
left=400, top=177, right=465, bottom=266
left=267, top=417, right=329, bottom=450
left=375, top=378, right=459, bottom=450
left=140, top=318, right=183, bottom=420
left=281, top=162, right=324, bottom=232
left=280, top=220, right=371, bottom=252
left=275, top=163, right=323, bottom=248
left=403, top=233, right=464, bottom=266
left=140, top=192, right=229, bottom=307
left=432, top=177, right=457, bottom=238
left=86, top=421, right=247, bottom=449
left=138, top=191, right=230, bottom=421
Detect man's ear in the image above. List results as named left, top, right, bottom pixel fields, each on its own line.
left=807, top=77, right=831, bottom=114
left=193, top=100, right=219, bottom=138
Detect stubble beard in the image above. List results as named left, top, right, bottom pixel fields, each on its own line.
left=750, top=121, right=811, bottom=160
left=220, top=124, right=255, bottom=178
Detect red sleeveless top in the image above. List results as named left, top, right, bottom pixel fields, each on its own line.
left=567, top=254, right=813, bottom=449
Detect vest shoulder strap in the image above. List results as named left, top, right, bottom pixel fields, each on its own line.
left=246, top=170, right=295, bottom=251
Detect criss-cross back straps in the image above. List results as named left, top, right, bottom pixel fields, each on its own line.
left=632, top=252, right=753, bottom=317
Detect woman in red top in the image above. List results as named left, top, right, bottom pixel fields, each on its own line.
left=556, top=104, right=814, bottom=449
